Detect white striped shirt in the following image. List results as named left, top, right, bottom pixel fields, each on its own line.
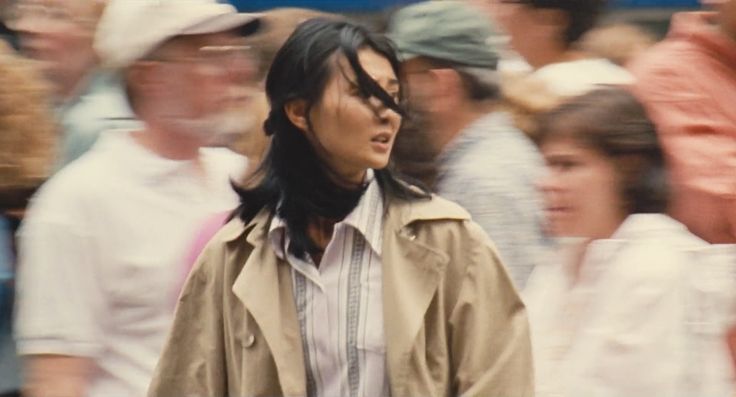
left=269, top=170, right=390, bottom=397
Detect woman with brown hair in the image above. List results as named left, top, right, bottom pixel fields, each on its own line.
left=527, top=87, right=735, bottom=397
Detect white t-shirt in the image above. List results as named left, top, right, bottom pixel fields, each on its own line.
left=533, top=58, right=634, bottom=97
left=15, top=130, right=245, bottom=397
left=524, top=214, right=736, bottom=397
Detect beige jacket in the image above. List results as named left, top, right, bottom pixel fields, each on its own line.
left=149, top=195, right=534, bottom=397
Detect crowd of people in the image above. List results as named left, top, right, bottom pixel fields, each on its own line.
left=0, top=0, right=735, bottom=396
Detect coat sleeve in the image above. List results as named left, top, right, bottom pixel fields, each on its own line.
left=148, top=244, right=227, bottom=397
left=448, top=221, right=535, bottom=397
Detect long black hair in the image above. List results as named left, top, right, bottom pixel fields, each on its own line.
left=234, top=18, right=429, bottom=259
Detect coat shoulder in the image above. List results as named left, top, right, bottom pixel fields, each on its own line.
left=394, top=194, right=472, bottom=226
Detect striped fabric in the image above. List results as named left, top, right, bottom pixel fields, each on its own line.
left=269, top=170, right=390, bottom=397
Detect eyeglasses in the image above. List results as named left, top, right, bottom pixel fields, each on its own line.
left=154, top=45, right=259, bottom=70
left=197, top=45, right=258, bottom=65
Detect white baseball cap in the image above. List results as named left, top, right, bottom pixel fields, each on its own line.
left=95, top=0, right=260, bottom=69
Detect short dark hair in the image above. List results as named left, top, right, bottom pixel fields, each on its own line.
left=524, top=0, right=607, bottom=46
left=536, top=87, right=669, bottom=215
left=235, top=18, right=429, bottom=259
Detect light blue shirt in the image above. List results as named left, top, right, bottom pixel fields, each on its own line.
left=54, top=70, right=140, bottom=171
left=0, top=216, right=20, bottom=393
left=435, top=111, right=552, bottom=288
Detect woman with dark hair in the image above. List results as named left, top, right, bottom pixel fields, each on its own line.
left=149, top=19, right=533, bottom=397
left=526, top=88, right=736, bottom=397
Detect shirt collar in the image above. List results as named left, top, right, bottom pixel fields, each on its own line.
left=609, top=213, right=688, bottom=240
left=93, top=129, right=209, bottom=183
left=268, top=169, right=384, bottom=259
left=564, top=214, right=690, bottom=282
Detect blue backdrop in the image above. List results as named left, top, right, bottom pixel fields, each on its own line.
left=228, top=0, right=700, bottom=12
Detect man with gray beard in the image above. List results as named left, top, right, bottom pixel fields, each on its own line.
left=14, top=1, right=259, bottom=396
left=389, top=1, right=551, bottom=288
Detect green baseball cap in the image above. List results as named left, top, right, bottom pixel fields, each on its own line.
left=388, top=1, right=501, bottom=69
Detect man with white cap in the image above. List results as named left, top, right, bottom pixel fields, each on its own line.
left=14, top=1, right=259, bottom=396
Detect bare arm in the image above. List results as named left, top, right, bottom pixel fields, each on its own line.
left=23, top=355, right=94, bottom=397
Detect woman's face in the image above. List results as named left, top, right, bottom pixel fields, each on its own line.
left=539, top=137, right=626, bottom=239
left=306, top=48, right=402, bottom=184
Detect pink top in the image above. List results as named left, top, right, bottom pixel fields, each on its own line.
left=174, top=211, right=230, bottom=301
left=629, top=12, right=736, bottom=243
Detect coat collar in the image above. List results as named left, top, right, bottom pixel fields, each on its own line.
left=225, top=194, right=470, bottom=396
left=221, top=193, right=471, bottom=245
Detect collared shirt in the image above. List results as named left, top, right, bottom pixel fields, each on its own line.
left=629, top=12, right=736, bottom=243
left=435, top=111, right=552, bottom=288
left=268, top=170, right=389, bottom=397
left=525, top=214, right=736, bottom=397
left=15, top=129, right=245, bottom=397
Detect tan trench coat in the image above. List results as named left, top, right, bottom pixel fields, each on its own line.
left=149, top=195, right=534, bottom=397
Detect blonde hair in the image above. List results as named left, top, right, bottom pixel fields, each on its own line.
left=579, top=23, right=657, bottom=66
left=500, top=71, right=565, bottom=141
left=0, top=41, right=57, bottom=204
left=244, top=8, right=341, bottom=82
left=230, top=8, right=341, bottom=177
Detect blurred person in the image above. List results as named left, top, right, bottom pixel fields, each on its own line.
left=579, top=23, right=657, bottom=67
left=13, top=1, right=259, bottom=396
left=486, top=0, right=633, bottom=97
left=0, top=39, right=55, bottom=397
left=175, top=8, right=343, bottom=299
left=231, top=8, right=340, bottom=174
left=499, top=71, right=564, bottom=141
left=628, top=0, right=736, bottom=244
left=388, top=0, right=552, bottom=288
left=6, top=0, right=137, bottom=171
left=150, top=18, right=533, bottom=397
left=629, top=1, right=736, bottom=372
left=528, top=88, right=736, bottom=397
left=389, top=105, right=439, bottom=188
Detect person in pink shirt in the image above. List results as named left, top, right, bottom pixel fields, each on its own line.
left=628, top=0, right=736, bottom=381
left=628, top=0, right=736, bottom=244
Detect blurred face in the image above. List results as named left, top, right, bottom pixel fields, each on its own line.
left=307, top=48, right=402, bottom=184
left=399, top=57, right=438, bottom=143
left=8, top=0, right=98, bottom=86
left=487, top=0, right=563, bottom=68
left=147, top=31, right=259, bottom=142
left=401, top=57, right=436, bottom=112
left=539, top=138, right=626, bottom=239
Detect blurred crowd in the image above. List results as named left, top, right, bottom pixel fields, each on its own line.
left=0, top=0, right=734, bottom=396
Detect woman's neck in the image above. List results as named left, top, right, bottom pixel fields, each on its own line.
left=307, top=216, right=339, bottom=267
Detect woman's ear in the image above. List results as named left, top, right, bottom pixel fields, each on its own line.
left=284, top=99, right=309, bottom=132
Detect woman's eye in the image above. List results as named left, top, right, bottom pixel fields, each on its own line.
left=348, top=85, right=366, bottom=98
left=556, top=161, right=577, bottom=171
left=548, top=159, right=578, bottom=171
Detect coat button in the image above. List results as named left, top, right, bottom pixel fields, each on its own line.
left=244, top=333, right=255, bottom=348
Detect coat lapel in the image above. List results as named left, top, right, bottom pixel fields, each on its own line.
left=382, top=199, right=460, bottom=396
left=231, top=211, right=307, bottom=396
